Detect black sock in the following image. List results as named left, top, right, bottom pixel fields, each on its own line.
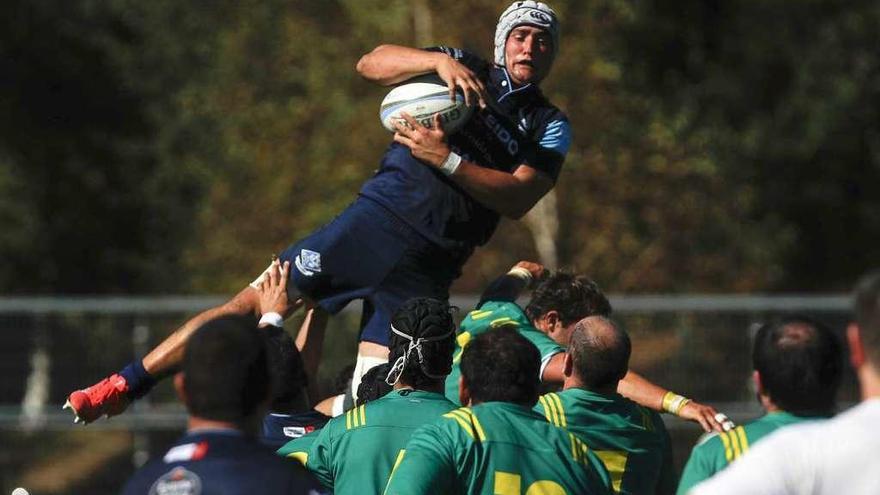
left=119, top=360, right=157, bottom=400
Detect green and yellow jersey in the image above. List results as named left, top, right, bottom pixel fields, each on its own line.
left=444, top=301, right=564, bottom=405
left=276, top=389, right=455, bottom=494
left=676, top=411, right=826, bottom=494
left=384, top=401, right=613, bottom=495
left=535, top=388, right=676, bottom=495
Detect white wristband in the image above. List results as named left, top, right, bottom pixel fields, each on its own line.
left=259, top=312, right=284, bottom=328
left=440, top=151, right=462, bottom=176
left=507, top=267, right=533, bottom=284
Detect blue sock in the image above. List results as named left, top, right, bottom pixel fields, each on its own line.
left=119, top=360, right=157, bottom=400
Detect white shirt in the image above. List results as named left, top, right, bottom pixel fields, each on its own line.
left=690, top=398, right=880, bottom=495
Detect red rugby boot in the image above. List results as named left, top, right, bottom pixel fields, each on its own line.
left=63, top=374, right=131, bottom=424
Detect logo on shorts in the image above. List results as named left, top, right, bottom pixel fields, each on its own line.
left=149, top=467, right=202, bottom=495
left=295, top=249, right=322, bottom=277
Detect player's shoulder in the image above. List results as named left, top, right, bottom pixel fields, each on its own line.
left=691, top=424, right=755, bottom=466
left=461, top=301, right=531, bottom=334
left=468, top=300, right=527, bottom=319
left=439, top=405, right=488, bottom=442
left=692, top=430, right=724, bottom=450
left=427, top=45, right=491, bottom=74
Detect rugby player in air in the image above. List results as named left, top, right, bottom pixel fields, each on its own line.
left=65, top=1, right=581, bottom=424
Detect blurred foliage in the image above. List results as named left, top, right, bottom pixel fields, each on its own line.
left=0, top=0, right=877, bottom=294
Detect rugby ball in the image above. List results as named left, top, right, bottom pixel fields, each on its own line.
left=380, top=74, right=474, bottom=134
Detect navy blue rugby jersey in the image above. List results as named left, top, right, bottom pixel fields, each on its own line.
left=122, top=430, right=324, bottom=495
left=261, top=410, right=331, bottom=449
left=359, top=46, right=571, bottom=260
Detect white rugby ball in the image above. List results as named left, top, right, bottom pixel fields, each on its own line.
left=380, top=74, right=474, bottom=133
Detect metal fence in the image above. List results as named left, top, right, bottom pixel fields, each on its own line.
left=0, top=294, right=857, bottom=494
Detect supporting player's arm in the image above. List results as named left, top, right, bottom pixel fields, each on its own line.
left=617, top=372, right=732, bottom=433
left=357, top=45, right=486, bottom=107
left=540, top=356, right=731, bottom=433
left=478, top=261, right=546, bottom=306
left=394, top=113, right=554, bottom=219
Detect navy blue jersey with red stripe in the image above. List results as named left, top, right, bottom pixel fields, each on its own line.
left=359, top=46, right=570, bottom=259
left=122, top=430, right=324, bottom=495
left=262, top=411, right=332, bottom=449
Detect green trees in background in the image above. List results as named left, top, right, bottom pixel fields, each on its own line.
left=1, top=0, right=877, bottom=294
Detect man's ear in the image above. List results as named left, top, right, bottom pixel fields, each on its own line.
left=174, top=372, right=187, bottom=405
left=458, top=375, right=472, bottom=406
left=563, top=352, right=574, bottom=378
left=544, top=311, right=561, bottom=333
left=753, top=370, right=764, bottom=396
left=848, top=323, right=865, bottom=370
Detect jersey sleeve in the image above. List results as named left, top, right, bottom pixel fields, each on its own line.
left=277, top=421, right=336, bottom=489
left=423, top=46, right=490, bottom=75
left=524, top=118, right=570, bottom=181
left=460, top=301, right=563, bottom=367
left=519, top=326, right=564, bottom=363
left=384, top=421, right=458, bottom=495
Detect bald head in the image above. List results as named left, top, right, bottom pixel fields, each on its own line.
left=568, top=316, right=631, bottom=390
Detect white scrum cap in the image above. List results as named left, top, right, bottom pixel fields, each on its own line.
left=493, top=1, right=560, bottom=67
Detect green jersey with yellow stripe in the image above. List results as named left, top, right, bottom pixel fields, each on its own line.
left=535, top=389, right=676, bottom=495
left=384, top=402, right=613, bottom=495
left=444, top=301, right=564, bottom=405
left=676, top=412, right=825, bottom=494
left=276, top=389, right=455, bottom=494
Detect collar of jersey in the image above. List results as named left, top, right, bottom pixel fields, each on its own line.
left=391, top=389, right=446, bottom=399
left=561, top=387, right=625, bottom=403
left=491, top=66, right=538, bottom=103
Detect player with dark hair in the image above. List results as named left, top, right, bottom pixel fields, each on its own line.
left=247, top=260, right=331, bottom=448
left=691, top=273, right=880, bottom=494
left=122, top=316, right=321, bottom=494
left=681, top=315, right=844, bottom=494
left=261, top=326, right=331, bottom=449
left=751, top=316, right=842, bottom=414
left=355, top=362, right=393, bottom=406
left=524, top=271, right=612, bottom=329
left=276, top=297, right=458, bottom=494
left=445, top=260, right=731, bottom=431
left=536, top=316, right=676, bottom=495
left=385, top=327, right=613, bottom=494
left=65, top=0, right=576, bottom=426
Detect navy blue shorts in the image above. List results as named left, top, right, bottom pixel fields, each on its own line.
left=278, top=197, right=462, bottom=346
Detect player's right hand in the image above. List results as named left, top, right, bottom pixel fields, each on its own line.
left=436, top=55, right=487, bottom=108
left=679, top=400, right=736, bottom=432
left=512, top=261, right=546, bottom=287
left=256, top=259, right=292, bottom=318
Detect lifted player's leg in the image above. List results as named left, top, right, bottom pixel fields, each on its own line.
left=65, top=277, right=305, bottom=424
